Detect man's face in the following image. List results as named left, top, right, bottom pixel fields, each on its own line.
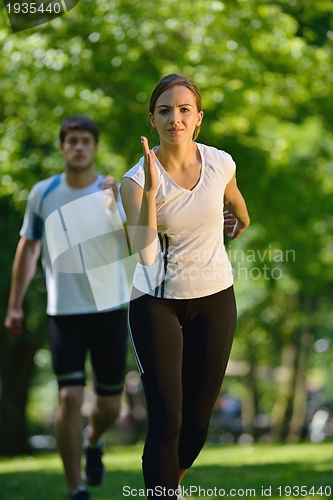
left=61, top=130, right=98, bottom=172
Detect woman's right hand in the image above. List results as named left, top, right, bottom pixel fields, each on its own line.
left=141, top=136, right=158, bottom=194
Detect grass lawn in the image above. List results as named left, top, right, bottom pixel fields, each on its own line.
left=0, top=442, right=332, bottom=500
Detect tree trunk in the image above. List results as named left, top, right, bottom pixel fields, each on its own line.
left=0, top=197, right=47, bottom=456
left=242, top=344, right=259, bottom=438
left=287, top=331, right=314, bottom=441
left=0, top=323, right=44, bottom=455
left=270, top=342, right=297, bottom=440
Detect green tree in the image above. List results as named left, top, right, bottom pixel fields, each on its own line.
left=1, top=0, right=332, bottom=453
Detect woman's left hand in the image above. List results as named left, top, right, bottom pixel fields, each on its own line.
left=227, top=219, right=247, bottom=239
left=223, top=210, right=237, bottom=234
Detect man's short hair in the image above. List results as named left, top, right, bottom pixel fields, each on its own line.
left=60, top=115, right=99, bottom=144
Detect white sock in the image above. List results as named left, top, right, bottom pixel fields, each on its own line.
left=83, top=425, right=103, bottom=448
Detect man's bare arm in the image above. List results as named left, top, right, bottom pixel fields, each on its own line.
left=5, top=237, right=41, bottom=335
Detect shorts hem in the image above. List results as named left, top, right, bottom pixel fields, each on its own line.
left=57, top=379, right=85, bottom=388
left=95, top=387, right=124, bottom=397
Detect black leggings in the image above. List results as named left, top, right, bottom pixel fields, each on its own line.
left=129, top=286, right=237, bottom=498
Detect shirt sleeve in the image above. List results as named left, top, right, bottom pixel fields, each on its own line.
left=202, top=145, right=236, bottom=185
left=20, top=183, right=43, bottom=240
left=122, top=158, right=145, bottom=189
left=222, top=151, right=236, bottom=184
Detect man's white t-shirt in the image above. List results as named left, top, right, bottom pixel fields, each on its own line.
left=21, top=173, right=129, bottom=315
left=122, top=143, right=235, bottom=299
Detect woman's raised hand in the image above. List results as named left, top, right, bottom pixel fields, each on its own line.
left=141, top=136, right=158, bottom=194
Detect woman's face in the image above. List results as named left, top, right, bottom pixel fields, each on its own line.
left=150, top=85, right=203, bottom=145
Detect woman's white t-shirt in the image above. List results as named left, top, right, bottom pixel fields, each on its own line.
left=123, top=143, right=236, bottom=299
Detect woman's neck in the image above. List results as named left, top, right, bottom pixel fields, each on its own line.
left=155, top=140, right=198, bottom=171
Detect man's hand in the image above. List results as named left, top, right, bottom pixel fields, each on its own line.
left=102, top=176, right=118, bottom=212
left=4, top=237, right=41, bottom=336
left=5, top=307, right=24, bottom=336
left=101, top=176, right=118, bottom=199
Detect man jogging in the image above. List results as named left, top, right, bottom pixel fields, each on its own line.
left=5, top=115, right=128, bottom=500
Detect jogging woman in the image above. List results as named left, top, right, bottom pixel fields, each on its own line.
left=121, top=74, right=250, bottom=499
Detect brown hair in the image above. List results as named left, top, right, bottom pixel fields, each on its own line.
left=59, top=114, right=99, bottom=144
left=149, top=74, right=203, bottom=140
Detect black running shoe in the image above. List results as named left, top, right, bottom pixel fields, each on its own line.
left=84, top=446, right=105, bottom=486
left=68, top=488, right=90, bottom=499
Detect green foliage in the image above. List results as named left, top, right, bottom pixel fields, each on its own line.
left=1, top=0, right=333, bottom=438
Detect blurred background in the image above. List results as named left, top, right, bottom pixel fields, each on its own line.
left=0, top=0, right=332, bottom=456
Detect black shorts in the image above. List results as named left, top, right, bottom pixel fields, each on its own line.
left=48, top=309, right=127, bottom=396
